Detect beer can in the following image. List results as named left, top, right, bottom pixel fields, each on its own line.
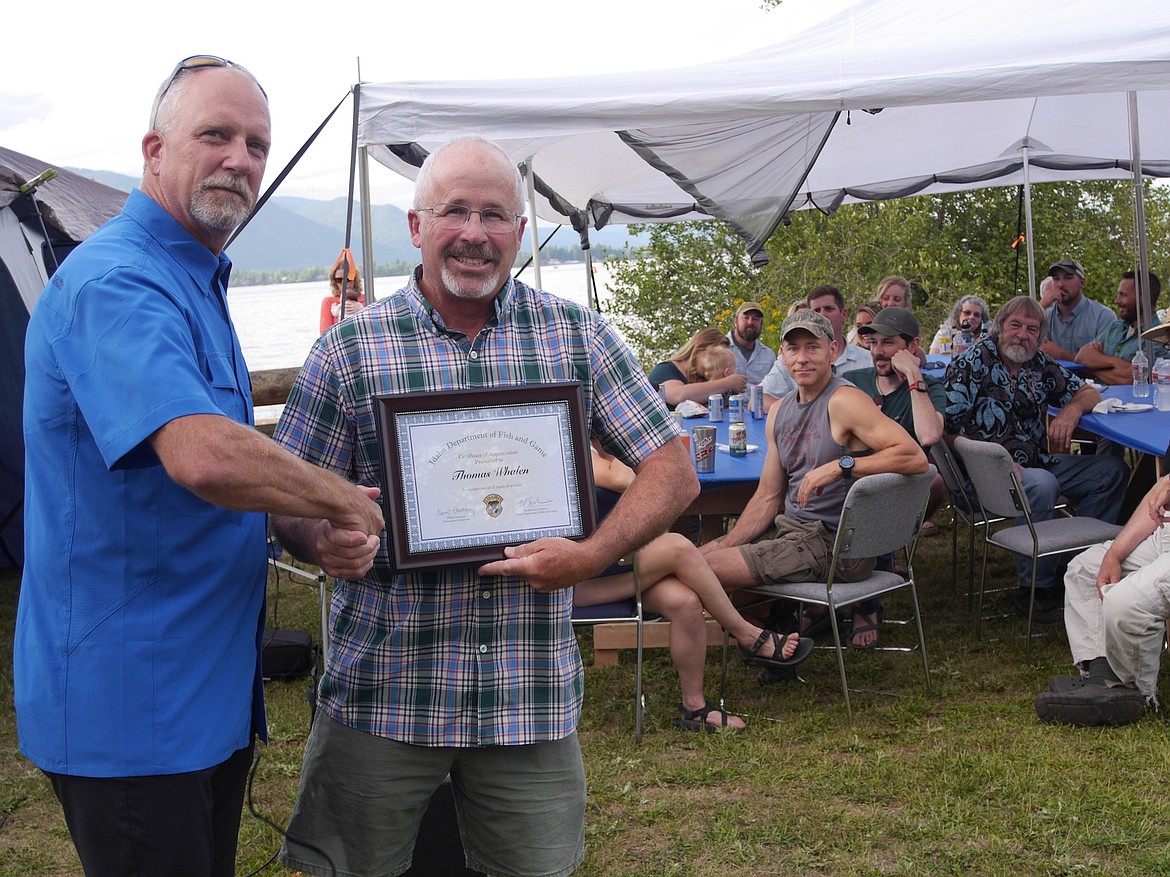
left=728, top=393, right=745, bottom=423
left=729, top=421, right=747, bottom=457
left=749, top=384, right=764, bottom=419
left=707, top=393, right=724, bottom=421
left=692, top=426, right=716, bottom=473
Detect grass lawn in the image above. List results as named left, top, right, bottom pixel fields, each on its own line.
left=3, top=521, right=1169, bottom=876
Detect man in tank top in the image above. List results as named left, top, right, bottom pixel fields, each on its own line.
left=699, top=309, right=928, bottom=643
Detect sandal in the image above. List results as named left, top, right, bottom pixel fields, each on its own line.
left=738, top=629, right=814, bottom=669
left=675, top=701, right=744, bottom=734
left=849, top=609, right=881, bottom=650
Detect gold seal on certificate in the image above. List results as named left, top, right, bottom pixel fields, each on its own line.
left=375, top=384, right=597, bottom=570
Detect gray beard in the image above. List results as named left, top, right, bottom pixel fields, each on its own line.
left=440, top=264, right=503, bottom=300
left=1001, top=341, right=1035, bottom=364
left=190, top=191, right=252, bottom=231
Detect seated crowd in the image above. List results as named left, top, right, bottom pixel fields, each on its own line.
left=608, top=261, right=1167, bottom=732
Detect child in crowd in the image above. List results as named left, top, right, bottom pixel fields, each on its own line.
left=693, top=345, right=737, bottom=384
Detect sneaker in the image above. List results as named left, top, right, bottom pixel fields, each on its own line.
left=1014, top=588, right=1063, bottom=625
left=1035, top=685, right=1146, bottom=726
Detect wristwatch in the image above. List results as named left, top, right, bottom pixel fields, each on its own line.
left=909, top=379, right=929, bottom=393
left=839, top=454, right=856, bottom=479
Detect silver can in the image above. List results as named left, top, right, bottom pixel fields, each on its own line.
left=692, top=426, right=716, bottom=473
left=749, top=384, right=765, bottom=419
left=707, top=393, right=724, bottom=421
left=729, top=421, right=747, bottom=457
left=728, top=393, right=745, bottom=423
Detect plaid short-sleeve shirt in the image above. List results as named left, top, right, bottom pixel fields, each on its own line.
left=274, top=270, right=678, bottom=746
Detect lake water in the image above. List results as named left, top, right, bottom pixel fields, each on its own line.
left=229, top=262, right=615, bottom=371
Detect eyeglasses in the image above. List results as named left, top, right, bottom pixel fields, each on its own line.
left=150, top=55, right=266, bottom=128
left=415, top=203, right=521, bottom=234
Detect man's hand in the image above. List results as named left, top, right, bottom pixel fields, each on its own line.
left=796, top=461, right=838, bottom=506
left=1095, top=551, right=1123, bottom=598
left=315, top=519, right=382, bottom=579
left=1147, top=477, right=1170, bottom=528
left=478, top=537, right=597, bottom=591
left=889, top=348, right=923, bottom=382
left=1047, top=407, right=1081, bottom=453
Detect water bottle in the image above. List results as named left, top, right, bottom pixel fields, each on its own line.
left=1132, top=348, right=1150, bottom=398
left=937, top=328, right=952, bottom=354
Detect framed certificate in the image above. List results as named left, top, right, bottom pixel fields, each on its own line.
left=374, top=383, right=597, bottom=570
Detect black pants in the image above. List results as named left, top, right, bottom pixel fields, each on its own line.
left=47, top=743, right=254, bottom=877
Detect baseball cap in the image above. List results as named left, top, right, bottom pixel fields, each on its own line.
left=781, top=309, right=834, bottom=340
left=1047, top=259, right=1086, bottom=279
left=857, top=307, right=920, bottom=340
left=735, top=301, right=765, bottom=318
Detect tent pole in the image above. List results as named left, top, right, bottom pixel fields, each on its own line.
left=358, top=145, right=376, bottom=302
left=582, top=228, right=596, bottom=311
left=1021, top=143, right=1037, bottom=298
left=523, top=161, right=542, bottom=289
left=1128, top=91, right=1151, bottom=351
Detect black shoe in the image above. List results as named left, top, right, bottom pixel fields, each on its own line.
left=1048, top=675, right=1101, bottom=693
left=1035, top=685, right=1146, bottom=726
left=1014, top=588, right=1063, bottom=625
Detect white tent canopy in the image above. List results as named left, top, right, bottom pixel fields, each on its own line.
left=357, top=0, right=1170, bottom=262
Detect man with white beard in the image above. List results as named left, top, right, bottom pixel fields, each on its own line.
left=943, top=296, right=1127, bottom=623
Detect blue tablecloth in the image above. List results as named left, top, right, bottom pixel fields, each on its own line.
left=679, top=413, right=768, bottom=490
left=1059, top=385, right=1170, bottom=457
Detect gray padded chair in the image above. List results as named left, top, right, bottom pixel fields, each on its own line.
left=722, top=467, right=937, bottom=723
left=953, top=436, right=1123, bottom=655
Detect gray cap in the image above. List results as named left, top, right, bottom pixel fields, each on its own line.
left=781, top=309, right=834, bottom=340
left=1048, top=259, right=1086, bottom=279
left=857, top=306, right=920, bottom=340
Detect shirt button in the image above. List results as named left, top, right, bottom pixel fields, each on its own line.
left=470, top=351, right=479, bottom=360
left=479, top=644, right=489, bottom=654
left=482, top=591, right=491, bottom=599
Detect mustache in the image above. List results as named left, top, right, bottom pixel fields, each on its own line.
left=446, top=244, right=497, bottom=262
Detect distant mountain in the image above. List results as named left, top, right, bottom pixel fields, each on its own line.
left=70, top=169, right=639, bottom=275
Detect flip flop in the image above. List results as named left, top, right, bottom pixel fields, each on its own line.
left=739, top=629, right=815, bottom=669
left=849, top=612, right=881, bottom=650
left=674, top=701, right=744, bottom=733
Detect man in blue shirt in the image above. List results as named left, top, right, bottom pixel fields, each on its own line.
left=1041, top=259, right=1116, bottom=362
left=1075, top=270, right=1164, bottom=383
left=16, top=57, right=384, bottom=877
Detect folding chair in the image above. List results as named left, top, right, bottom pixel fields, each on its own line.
left=953, top=436, right=1123, bottom=656
left=721, top=468, right=936, bottom=723
left=931, top=441, right=1008, bottom=609
left=572, top=555, right=649, bottom=742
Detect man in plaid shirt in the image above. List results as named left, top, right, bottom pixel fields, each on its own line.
left=272, top=135, right=696, bottom=877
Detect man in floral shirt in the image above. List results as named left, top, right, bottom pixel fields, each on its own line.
left=944, top=296, right=1127, bottom=623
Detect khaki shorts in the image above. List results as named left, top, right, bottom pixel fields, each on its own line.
left=279, top=713, right=585, bottom=877
left=739, top=516, right=875, bottom=586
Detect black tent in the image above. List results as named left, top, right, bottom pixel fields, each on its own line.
left=0, top=146, right=127, bottom=566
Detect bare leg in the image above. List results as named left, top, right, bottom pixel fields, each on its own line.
left=641, top=578, right=746, bottom=731
left=636, top=534, right=798, bottom=661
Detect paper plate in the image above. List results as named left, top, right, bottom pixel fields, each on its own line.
left=1114, top=402, right=1153, bottom=413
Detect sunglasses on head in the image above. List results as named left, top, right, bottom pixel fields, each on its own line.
left=150, top=55, right=266, bottom=127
